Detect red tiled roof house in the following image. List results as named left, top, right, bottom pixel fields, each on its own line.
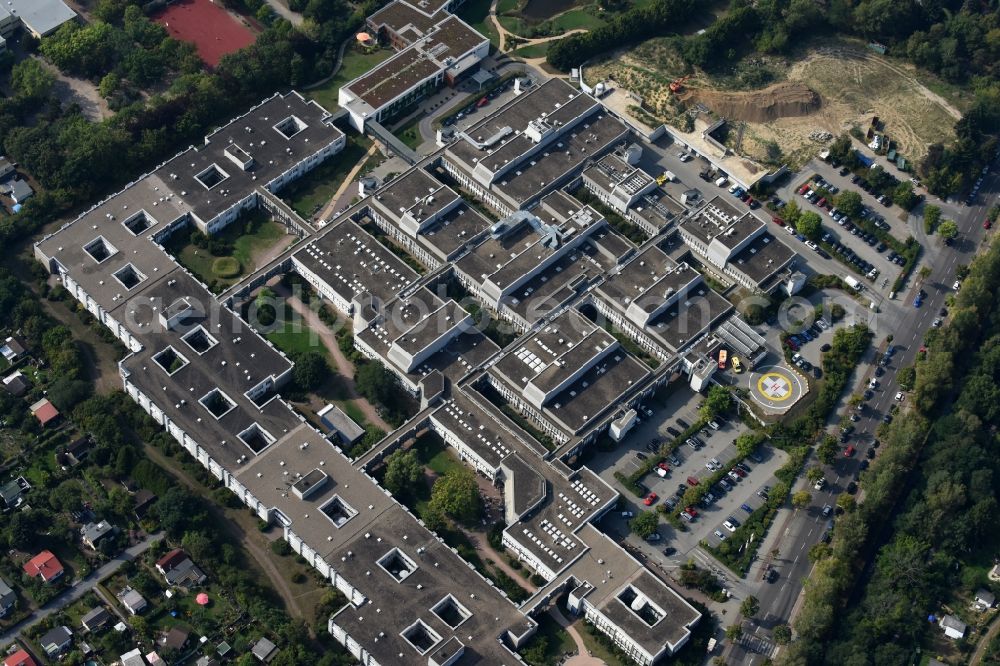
left=23, top=550, right=64, bottom=582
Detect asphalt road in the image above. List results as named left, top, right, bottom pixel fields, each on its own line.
left=0, top=533, right=164, bottom=647
left=727, top=164, right=997, bottom=663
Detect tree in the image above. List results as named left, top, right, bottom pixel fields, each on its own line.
left=700, top=385, right=731, bottom=420
left=897, top=366, right=916, bottom=390
left=355, top=361, right=396, bottom=406
left=817, top=435, right=838, bottom=465
left=923, top=205, right=942, bottom=233
left=835, top=191, right=863, bottom=217
left=938, top=219, right=958, bottom=240
left=630, top=511, right=659, bottom=539
left=725, top=623, right=743, bottom=640
left=792, top=490, right=812, bottom=508
left=893, top=181, right=918, bottom=210
left=153, top=487, right=205, bottom=537
left=383, top=449, right=423, bottom=495
left=806, top=466, right=825, bottom=483
left=836, top=493, right=856, bottom=513
left=773, top=624, right=792, bottom=645
left=11, top=59, right=55, bottom=101
left=919, top=266, right=932, bottom=281
left=796, top=211, right=823, bottom=240
left=429, top=468, right=481, bottom=524
left=740, top=595, right=760, bottom=618
left=291, top=350, right=328, bottom=391
left=48, top=479, right=84, bottom=513
left=735, top=432, right=764, bottom=458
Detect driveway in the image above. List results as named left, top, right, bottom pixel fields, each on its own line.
left=0, top=533, right=164, bottom=647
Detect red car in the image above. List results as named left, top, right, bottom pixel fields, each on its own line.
left=844, top=445, right=856, bottom=457
left=686, top=476, right=699, bottom=486
left=817, top=197, right=827, bottom=208
left=772, top=216, right=785, bottom=226
left=684, top=506, right=699, bottom=518
left=732, top=467, right=746, bottom=478
left=985, top=220, right=993, bottom=229
left=657, top=462, right=670, bottom=472
left=797, top=183, right=810, bottom=195
left=643, top=492, right=658, bottom=506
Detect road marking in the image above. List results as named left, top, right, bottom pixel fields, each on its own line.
left=794, top=554, right=801, bottom=563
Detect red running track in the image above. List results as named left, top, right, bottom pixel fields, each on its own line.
left=154, top=0, right=257, bottom=68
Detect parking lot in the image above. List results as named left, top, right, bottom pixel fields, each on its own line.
left=587, top=384, right=789, bottom=569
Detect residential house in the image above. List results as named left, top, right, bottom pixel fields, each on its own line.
left=29, top=398, right=59, bottom=427
left=0, top=157, right=14, bottom=181
left=3, top=649, right=37, bottom=666
left=251, top=637, right=279, bottom=663
left=0, top=476, right=29, bottom=509
left=0, top=336, right=24, bottom=363
left=0, top=576, right=16, bottom=617
left=146, top=651, right=165, bottom=666
left=2, top=371, right=28, bottom=396
left=194, top=658, right=219, bottom=666
left=160, top=627, right=190, bottom=653
left=119, top=648, right=146, bottom=666
left=7, top=179, right=32, bottom=204
left=22, top=550, right=63, bottom=582
left=81, top=606, right=111, bottom=632
left=132, top=489, right=156, bottom=519
left=118, top=587, right=147, bottom=615
left=976, top=589, right=996, bottom=610
left=940, top=614, right=967, bottom=640
left=156, top=549, right=206, bottom=587
left=38, top=625, right=72, bottom=658
left=59, top=437, right=92, bottom=466
left=80, top=520, right=114, bottom=549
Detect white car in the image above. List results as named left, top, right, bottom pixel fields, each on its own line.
left=621, top=511, right=634, bottom=518
left=814, top=477, right=827, bottom=490
left=869, top=378, right=879, bottom=388
left=895, top=392, right=904, bottom=401
left=714, top=529, right=727, bottom=540
left=932, top=318, right=942, bottom=327
left=805, top=240, right=819, bottom=251
left=953, top=280, right=962, bottom=291
left=722, top=520, right=737, bottom=532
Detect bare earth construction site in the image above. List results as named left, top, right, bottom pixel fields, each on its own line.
left=587, top=39, right=965, bottom=168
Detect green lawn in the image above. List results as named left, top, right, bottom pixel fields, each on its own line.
left=266, top=304, right=329, bottom=358
left=519, top=612, right=576, bottom=665
left=307, top=47, right=395, bottom=112
left=281, top=136, right=373, bottom=219
left=415, top=432, right=464, bottom=476
left=458, top=0, right=501, bottom=48
left=551, top=8, right=605, bottom=30
left=512, top=42, right=550, bottom=59
left=392, top=115, right=423, bottom=150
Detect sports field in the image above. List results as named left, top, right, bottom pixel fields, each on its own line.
left=154, top=0, right=258, bottom=68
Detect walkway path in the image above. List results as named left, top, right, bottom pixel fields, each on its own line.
left=270, top=281, right=392, bottom=432
left=971, top=612, right=1000, bottom=665
left=317, top=143, right=379, bottom=223
left=0, top=533, right=164, bottom=645
left=551, top=607, right=589, bottom=658
left=488, top=0, right=588, bottom=53
left=263, top=0, right=303, bottom=26
left=459, top=526, right=537, bottom=592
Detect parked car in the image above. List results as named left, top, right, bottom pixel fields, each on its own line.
left=643, top=492, right=658, bottom=506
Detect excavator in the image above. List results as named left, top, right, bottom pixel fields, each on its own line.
left=669, top=75, right=691, bottom=94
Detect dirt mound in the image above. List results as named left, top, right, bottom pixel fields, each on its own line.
left=681, top=82, right=821, bottom=123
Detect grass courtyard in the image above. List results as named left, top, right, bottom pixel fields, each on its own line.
left=164, top=212, right=293, bottom=292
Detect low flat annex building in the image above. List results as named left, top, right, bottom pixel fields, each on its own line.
left=36, top=91, right=705, bottom=664
left=340, top=13, right=489, bottom=132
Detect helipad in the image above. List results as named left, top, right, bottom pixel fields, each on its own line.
left=748, top=365, right=805, bottom=413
